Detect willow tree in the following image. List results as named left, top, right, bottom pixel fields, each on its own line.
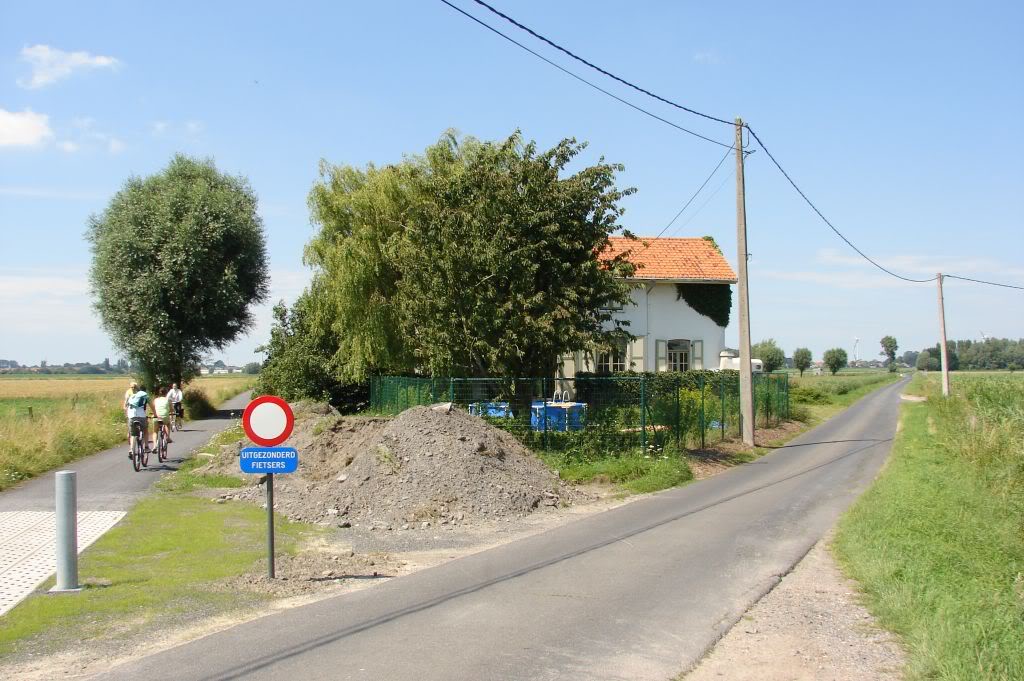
left=87, top=155, right=269, bottom=388
left=306, top=131, right=636, bottom=390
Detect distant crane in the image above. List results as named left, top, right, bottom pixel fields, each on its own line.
left=853, top=337, right=860, bottom=362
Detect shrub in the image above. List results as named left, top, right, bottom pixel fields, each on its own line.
left=182, top=388, right=215, bottom=419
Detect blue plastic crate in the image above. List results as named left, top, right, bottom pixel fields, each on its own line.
left=530, top=401, right=586, bottom=432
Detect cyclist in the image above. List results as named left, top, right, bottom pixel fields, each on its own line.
left=125, top=383, right=150, bottom=457
left=151, top=387, right=172, bottom=447
left=167, top=382, right=184, bottom=428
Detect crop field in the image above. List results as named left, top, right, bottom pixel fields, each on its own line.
left=0, top=375, right=254, bottom=491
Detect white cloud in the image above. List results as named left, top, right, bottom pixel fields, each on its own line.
left=17, top=45, right=119, bottom=89
left=0, top=268, right=96, bottom=335
left=57, top=140, right=79, bottom=153
left=0, top=108, right=53, bottom=146
left=693, top=50, right=721, bottom=65
left=151, top=121, right=169, bottom=135
left=184, top=120, right=204, bottom=135
left=107, top=138, right=126, bottom=154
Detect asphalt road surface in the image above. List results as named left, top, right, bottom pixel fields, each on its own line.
left=105, top=378, right=907, bottom=681
left=0, top=392, right=251, bottom=513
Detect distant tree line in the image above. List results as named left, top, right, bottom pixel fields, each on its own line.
left=904, top=338, right=1024, bottom=372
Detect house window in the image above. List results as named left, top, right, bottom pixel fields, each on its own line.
left=596, top=342, right=627, bottom=373
left=667, top=339, right=691, bottom=372
left=692, top=340, right=703, bottom=370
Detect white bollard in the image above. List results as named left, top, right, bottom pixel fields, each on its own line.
left=53, top=470, right=81, bottom=592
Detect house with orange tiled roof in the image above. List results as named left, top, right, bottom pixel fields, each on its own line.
left=559, top=236, right=737, bottom=379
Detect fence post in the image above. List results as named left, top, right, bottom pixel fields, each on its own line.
left=28, top=406, right=33, bottom=419
left=449, top=377, right=455, bottom=404
left=543, top=377, right=549, bottom=449
left=720, top=379, right=726, bottom=441
left=675, top=380, right=681, bottom=450
left=700, top=375, right=706, bottom=450
left=640, top=375, right=647, bottom=453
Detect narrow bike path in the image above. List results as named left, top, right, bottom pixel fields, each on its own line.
left=0, top=391, right=251, bottom=513
left=0, top=392, right=252, bottom=616
left=106, top=379, right=908, bottom=681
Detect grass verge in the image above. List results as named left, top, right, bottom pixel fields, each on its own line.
left=542, top=445, right=694, bottom=494
left=833, top=373, right=1024, bottom=680
left=0, top=427, right=317, bottom=660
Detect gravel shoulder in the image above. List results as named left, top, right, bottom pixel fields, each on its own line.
left=683, top=532, right=906, bottom=681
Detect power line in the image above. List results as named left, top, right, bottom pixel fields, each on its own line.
left=654, top=145, right=733, bottom=240
left=470, top=0, right=734, bottom=127
left=450, top=2, right=1024, bottom=292
left=742, top=126, right=938, bottom=284
left=438, top=0, right=732, bottom=149
left=670, top=166, right=735, bottom=237
left=944, top=274, right=1024, bottom=290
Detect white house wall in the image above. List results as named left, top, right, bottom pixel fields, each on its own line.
left=562, top=283, right=728, bottom=375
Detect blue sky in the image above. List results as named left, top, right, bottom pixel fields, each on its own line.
left=2, top=0, right=1022, bottom=367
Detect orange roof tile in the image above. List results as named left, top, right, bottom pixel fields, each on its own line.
left=603, top=237, right=737, bottom=282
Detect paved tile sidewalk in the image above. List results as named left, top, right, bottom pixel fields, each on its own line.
left=0, top=510, right=125, bottom=616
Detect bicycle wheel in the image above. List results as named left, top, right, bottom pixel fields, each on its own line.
left=158, top=431, right=167, bottom=463
left=141, top=441, right=150, bottom=468
left=132, top=438, right=142, bottom=472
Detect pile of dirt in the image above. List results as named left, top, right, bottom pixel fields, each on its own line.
left=207, top=405, right=581, bottom=529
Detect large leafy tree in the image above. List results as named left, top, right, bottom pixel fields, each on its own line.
left=87, top=155, right=269, bottom=388
left=306, top=131, right=636, bottom=383
left=823, top=348, right=848, bottom=375
left=879, top=335, right=899, bottom=370
left=792, top=347, right=812, bottom=376
left=752, top=338, right=786, bottom=373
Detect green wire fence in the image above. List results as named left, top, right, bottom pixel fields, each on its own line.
left=370, top=371, right=789, bottom=453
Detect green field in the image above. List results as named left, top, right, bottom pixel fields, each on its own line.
left=0, top=375, right=254, bottom=491
left=835, top=372, right=1024, bottom=680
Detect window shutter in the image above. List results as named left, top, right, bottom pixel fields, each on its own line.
left=656, top=339, right=667, bottom=372
left=692, top=340, right=704, bottom=370
left=631, top=337, right=645, bottom=371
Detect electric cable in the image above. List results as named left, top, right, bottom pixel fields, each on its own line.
left=448, top=1, right=1024, bottom=291
left=438, top=0, right=732, bottom=149
left=742, top=125, right=938, bottom=284
left=654, top=145, right=732, bottom=240
left=944, top=274, right=1024, bottom=290
left=470, top=0, right=734, bottom=127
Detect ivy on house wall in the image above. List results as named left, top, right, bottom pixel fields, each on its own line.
left=675, top=283, right=732, bottom=328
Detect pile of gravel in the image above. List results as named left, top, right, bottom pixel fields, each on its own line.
left=225, top=405, right=578, bottom=529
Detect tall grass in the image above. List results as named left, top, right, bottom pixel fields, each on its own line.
left=834, top=373, right=1024, bottom=680
left=0, top=376, right=254, bottom=491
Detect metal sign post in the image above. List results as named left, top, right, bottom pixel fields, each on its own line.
left=266, top=473, right=275, bottom=579
left=241, top=396, right=297, bottom=580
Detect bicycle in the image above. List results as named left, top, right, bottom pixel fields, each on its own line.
left=169, top=404, right=184, bottom=432
left=129, top=418, right=149, bottom=472
left=153, top=416, right=169, bottom=463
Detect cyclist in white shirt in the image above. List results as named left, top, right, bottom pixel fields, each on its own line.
left=167, top=383, right=184, bottom=425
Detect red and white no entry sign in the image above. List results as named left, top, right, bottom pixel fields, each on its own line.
left=242, top=395, right=294, bottom=447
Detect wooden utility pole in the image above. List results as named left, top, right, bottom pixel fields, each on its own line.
left=736, top=118, right=755, bottom=446
left=937, top=272, right=951, bottom=396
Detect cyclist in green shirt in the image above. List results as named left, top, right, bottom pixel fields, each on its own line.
left=151, top=387, right=172, bottom=448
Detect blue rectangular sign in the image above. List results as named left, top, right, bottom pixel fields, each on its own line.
left=240, top=447, right=298, bottom=474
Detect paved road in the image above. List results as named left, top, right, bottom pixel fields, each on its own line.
left=105, top=379, right=906, bottom=681
left=0, top=392, right=251, bottom=512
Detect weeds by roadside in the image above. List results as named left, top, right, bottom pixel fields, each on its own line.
left=834, top=373, right=1024, bottom=680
